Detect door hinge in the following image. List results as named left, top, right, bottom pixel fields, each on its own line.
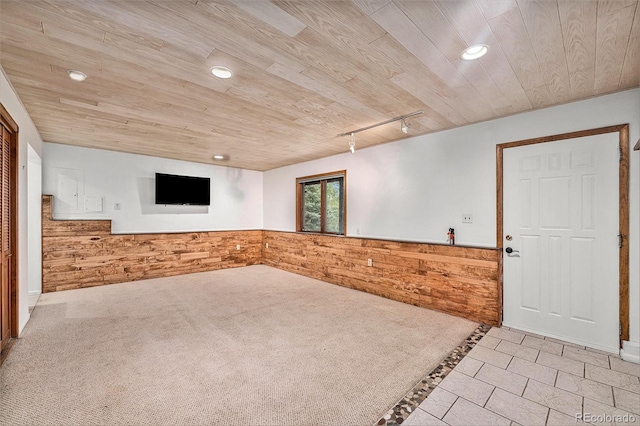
left=620, top=322, right=622, bottom=336
left=620, top=148, right=623, bottom=161
left=619, top=234, right=625, bottom=248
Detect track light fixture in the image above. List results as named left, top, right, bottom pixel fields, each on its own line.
left=401, top=119, right=411, bottom=134
left=338, top=110, right=423, bottom=141
left=349, top=132, right=355, bottom=154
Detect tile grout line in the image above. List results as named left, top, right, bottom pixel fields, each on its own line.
left=534, top=346, right=542, bottom=363
left=439, top=395, right=459, bottom=421
left=484, top=385, right=498, bottom=408
left=375, top=324, right=491, bottom=426
left=544, top=402, right=551, bottom=426
left=477, top=387, right=524, bottom=424
left=521, top=378, right=530, bottom=397
left=505, top=353, right=516, bottom=371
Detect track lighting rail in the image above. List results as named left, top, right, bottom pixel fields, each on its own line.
left=337, top=110, right=423, bottom=137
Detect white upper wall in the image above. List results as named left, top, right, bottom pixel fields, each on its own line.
left=1, top=67, right=44, bottom=333
left=42, top=143, right=263, bottom=234
left=264, top=89, right=639, bottom=246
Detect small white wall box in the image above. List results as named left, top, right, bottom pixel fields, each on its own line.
left=84, top=196, right=104, bottom=213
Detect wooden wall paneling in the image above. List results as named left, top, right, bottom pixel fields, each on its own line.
left=43, top=195, right=512, bottom=325
left=263, top=230, right=501, bottom=325
left=41, top=195, right=262, bottom=292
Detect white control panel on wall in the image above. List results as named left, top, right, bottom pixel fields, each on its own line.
left=84, top=196, right=104, bottom=213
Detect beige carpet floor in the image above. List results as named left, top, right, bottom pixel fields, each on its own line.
left=0, top=265, right=477, bottom=426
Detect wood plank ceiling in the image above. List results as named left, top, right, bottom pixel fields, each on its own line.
left=1, top=0, right=638, bottom=171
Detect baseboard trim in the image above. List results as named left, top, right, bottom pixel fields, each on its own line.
left=620, top=340, right=640, bottom=363
left=502, top=321, right=619, bottom=354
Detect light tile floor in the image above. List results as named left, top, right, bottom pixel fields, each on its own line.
left=403, top=327, right=640, bottom=425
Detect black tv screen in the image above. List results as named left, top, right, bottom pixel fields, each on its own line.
left=155, top=173, right=211, bottom=206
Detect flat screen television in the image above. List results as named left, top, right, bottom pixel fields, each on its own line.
left=155, top=173, right=211, bottom=206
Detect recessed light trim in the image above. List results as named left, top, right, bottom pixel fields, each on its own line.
left=461, top=44, right=488, bottom=60
left=213, top=154, right=226, bottom=160
left=67, top=70, right=87, bottom=82
left=210, top=66, right=233, bottom=79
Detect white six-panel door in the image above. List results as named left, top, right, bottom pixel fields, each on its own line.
left=502, top=133, right=619, bottom=352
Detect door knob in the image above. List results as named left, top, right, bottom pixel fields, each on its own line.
left=505, top=247, right=519, bottom=254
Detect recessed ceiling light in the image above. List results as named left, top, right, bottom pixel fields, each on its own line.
left=210, top=66, right=233, bottom=79
left=67, top=70, right=87, bottom=82
left=461, top=44, right=489, bottom=60
left=213, top=154, right=226, bottom=160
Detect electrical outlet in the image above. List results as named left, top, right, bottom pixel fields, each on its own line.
left=356, top=228, right=361, bottom=235
left=462, top=214, right=473, bottom=223
left=236, top=244, right=241, bottom=250
left=367, top=258, right=372, bottom=267
left=114, top=203, right=121, bottom=210
left=265, top=243, right=269, bottom=248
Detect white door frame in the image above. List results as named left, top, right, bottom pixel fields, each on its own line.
left=496, top=124, right=630, bottom=347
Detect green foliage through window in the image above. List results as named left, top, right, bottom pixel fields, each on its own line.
left=302, top=183, right=321, bottom=232
left=297, top=172, right=345, bottom=235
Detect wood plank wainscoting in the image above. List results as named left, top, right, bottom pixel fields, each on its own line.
left=41, top=195, right=501, bottom=325
left=263, top=231, right=501, bottom=325
left=41, top=195, right=262, bottom=293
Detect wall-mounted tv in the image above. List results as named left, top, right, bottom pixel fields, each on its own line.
left=155, top=173, right=211, bottom=206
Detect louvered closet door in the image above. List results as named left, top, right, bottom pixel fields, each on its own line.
left=1, top=125, right=10, bottom=347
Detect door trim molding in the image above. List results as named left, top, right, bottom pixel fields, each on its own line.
left=0, top=103, right=18, bottom=133
left=0, top=102, right=19, bottom=345
left=496, top=124, right=630, bottom=345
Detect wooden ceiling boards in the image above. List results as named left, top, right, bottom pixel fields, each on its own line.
left=1, top=0, right=638, bottom=170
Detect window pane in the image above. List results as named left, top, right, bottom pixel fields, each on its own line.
left=297, top=171, right=346, bottom=236
left=324, top=178, right=343, bottom=234
left=302, top=182, right=321, bottom=232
